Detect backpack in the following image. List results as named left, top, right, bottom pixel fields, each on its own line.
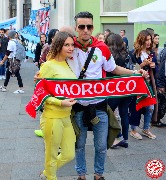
left=12, top=40, right=26, bottom=61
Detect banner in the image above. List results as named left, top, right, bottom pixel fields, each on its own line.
left=19, top=7, right=50, bottom=58
left=0, top=17, right=16, bottom=30
left=25, top=75, right=156, bottom=118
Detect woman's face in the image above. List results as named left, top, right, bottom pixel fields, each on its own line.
left=97, top=34, right=105, bottom=42
left=153, top=35, right=159, bottom=45
left=60, top=37, right=74, bottom=58
left=144, top=35, right=152, bottom=49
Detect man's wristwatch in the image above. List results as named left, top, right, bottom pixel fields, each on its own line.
left=133, top=70, right=138, bottom=74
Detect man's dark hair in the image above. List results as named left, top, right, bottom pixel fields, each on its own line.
left=105, top=29, right=111, bottom=33
left=121, top=30, right=126, bottom=33
left=146, top=28, right=154, bottom=36
left=74, top=11, right=93, bottom=22
left=0, top=28, right=5, bottom=33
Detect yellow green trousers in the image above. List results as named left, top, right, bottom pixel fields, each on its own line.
left=40, top=116, right=76, bottom=180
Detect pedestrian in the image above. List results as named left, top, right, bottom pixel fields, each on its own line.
left=95, top=33, right=105, bottom=42
left=0, top=28, right=8, bottom=80
left=0, top=30, right=24, bottom=93
left=129, top=30, right=157, bottom=140
left=105, top=33, right=131, bottom=149
left=120, top=30, right=129, bottom=49
left=39, top=31, right=77, bottom=180
left=34, top=33, right=46, bottom=69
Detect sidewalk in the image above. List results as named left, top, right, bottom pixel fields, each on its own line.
left=0, top=61, right=166, bottom=180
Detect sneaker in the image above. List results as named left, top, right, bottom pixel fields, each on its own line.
left=0, top=86, right=7, bottom=92
left=34, top=130, right=44, bottom=137
left=130, top=131, right=143, bottom=140
left=39, top=173, right=47, bottom=180
left=142, top=129, right=156, bottom=139
left=111, top=139, right=128, bottom=149
left=13, top=89, right=24, bottom=94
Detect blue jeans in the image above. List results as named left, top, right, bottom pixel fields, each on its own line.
left=131, top=105, right=154, bottom=130
left=0, top=53, right=6, bottom=76
left=74, top=110, right=108, bottom=176
left=108, top=97, right=130, bottom=140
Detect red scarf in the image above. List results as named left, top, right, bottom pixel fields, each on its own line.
left=26, top=75, right=156, bottom=118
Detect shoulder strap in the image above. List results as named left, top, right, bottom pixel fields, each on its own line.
left=79, top=47, right=95, bottom=79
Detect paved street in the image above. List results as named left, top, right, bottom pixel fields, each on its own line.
left=0, top=61, right=166, bottom=180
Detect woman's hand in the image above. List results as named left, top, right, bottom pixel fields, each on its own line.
left=61, top=98, right=77, bottom=107
left=149, top=62, right=155, bottom=68
left=34, top=71, right=42, bottom=82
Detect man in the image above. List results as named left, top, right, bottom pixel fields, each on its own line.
left=0, top=28, right=8, bottom=80
left=120, top=29, right=128, bottom=49
left=70, top=11, right=147, bottom=180
left=146, top=27, right=154, bottom=39
left=104, top=28, right=111, bottom=38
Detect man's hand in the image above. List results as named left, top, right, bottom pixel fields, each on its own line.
left=34, top=71, right=42, bottom=82
left=158, top=88, right=165, bottom=93
left=137, top=69, right=149, bottom=79
left=61, top=98, right=77, bottom=107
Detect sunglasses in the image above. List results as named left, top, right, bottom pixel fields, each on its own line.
left=77, top=24, right=93, bottom=30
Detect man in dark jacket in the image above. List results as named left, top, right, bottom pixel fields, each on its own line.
left=0, top=28, right=9, bottom=80
left=152, top=48, right=166, bottom=127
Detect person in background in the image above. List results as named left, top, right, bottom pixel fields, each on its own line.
left=59, top=26, right=76, bottom=37
left=105, top=33, right=130, bottom=149
left=129, top=30, right=157, bottom=140
left=0, top=30, right=24, bottom=94
left=0, top=28, right=8, bottom=80
left=120, top=30, right=129, bottom=49
left=4, top=29, right=9, bottom=38
left=146, top=28, right=154, bottom=39
left=34, top=33, right=46, bottom=69
left=104, top=28, right=111, bottom=39
left=153, top=33, right=160, bottom=58
left=95, top=33, right=105, bottom=42
left=38, top=31, right=77, bottom=180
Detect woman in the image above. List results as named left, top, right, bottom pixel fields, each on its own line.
left=129, top=30, right=157, bottom=140
left=153, top=33, right=160, bottom=58
left=34, top=29, right=59, bottom=137
left=105, top=34, right=130, bottom=148
left=34, top=33, right=46, bottom=69
left=39, top=32, right=77, bottom=180
left=95, top=32, right=105, bottom=42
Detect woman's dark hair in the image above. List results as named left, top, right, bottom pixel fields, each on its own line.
left=47, top=31, right=74, bottom=60
left=105, top=33, right=128, bottom=60
left=154, top=33, right=159, bottom=48
left=48, top=29, right=59, bottom=45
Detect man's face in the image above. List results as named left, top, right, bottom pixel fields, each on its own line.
left=0, top=30, right=4, bottom=37
left=75, top=18, right=94, bottom=43
left=120, top=31, right=124, bottom=37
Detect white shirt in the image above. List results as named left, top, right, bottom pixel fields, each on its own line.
left=7, top=39, right=16, bottom=58
left=67, top=47, right=116, bottom=106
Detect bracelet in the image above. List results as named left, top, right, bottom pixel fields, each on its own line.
left=133, top=70, right=138, bottom=74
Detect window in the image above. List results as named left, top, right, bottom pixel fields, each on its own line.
left=103, top=0, right=137, bottom=12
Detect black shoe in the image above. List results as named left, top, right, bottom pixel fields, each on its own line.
left=94, top=176, right=105, bottom=180
left=111, top=140, right=128, bottom=149
left=151, top=121, right=166, bottom=127
left=77, top=177, right=86, bottom=180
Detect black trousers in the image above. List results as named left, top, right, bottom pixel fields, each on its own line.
left=4, top=68, right=23, bottom=88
